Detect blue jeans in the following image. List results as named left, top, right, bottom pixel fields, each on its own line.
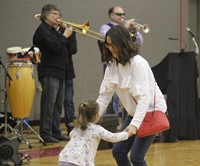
left=64, top=79, right=75, bottom=133
left=39, top=76, right=64, bottom=139
left=112, top=93, right=119, bottom=115
left=112, top=115, right=156, bottom=166
left=103, top=63, right=119, bottom=115
left=106, top=93, right=119, bottom=115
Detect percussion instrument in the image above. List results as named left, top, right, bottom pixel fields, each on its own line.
left=21, top=47, right=41, bottom=64
left=6, top=47, right=22, bottom=61
left=33, top=47, right=41, bottom=64
left=21, top=47, right=33, bottom=61
left=6, top=62, right=35, bottom=119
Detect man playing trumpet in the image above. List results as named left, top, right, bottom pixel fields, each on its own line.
left=100, top=6, right=144, bottom=49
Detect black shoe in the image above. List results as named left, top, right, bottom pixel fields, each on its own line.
left=42, top=137, right=59, bottom=143
left=53, top=134, right=70, bottom=141
left=67, top=128, right=73, bottom=136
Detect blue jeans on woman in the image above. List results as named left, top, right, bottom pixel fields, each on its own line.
left=112, top=115, right=156, bottom=166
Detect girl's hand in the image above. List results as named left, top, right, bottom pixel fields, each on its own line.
left=124, top=124, right=137, bottom=136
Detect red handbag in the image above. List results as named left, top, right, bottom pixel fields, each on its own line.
left=137, top=110, right=170, bottom=138
left=134, top=84, right=170, bottom=138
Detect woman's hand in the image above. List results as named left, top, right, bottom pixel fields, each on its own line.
left=124, top=124, right=137, bottom=136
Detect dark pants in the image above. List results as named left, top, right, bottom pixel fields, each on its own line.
left=103, top=63, right=119, bottom=115
left=39, top=76, right=64, bottom=139
left=64, top=79, right=75, bottom=133
left=112, top=115, right=156, bottom=166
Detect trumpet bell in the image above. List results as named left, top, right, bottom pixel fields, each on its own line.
left=134, top=22, right=150, bottom=33
left=80, top=21, right=90, bottom=35
left=143, top=24, right=150, bottom=33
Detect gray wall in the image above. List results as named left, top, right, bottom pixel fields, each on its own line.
left=0, top=0, right=198, bottom=120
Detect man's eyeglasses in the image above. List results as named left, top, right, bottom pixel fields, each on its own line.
left=49, top=11, right=60, bottom=16
left=114, top=13, right=125, bottom=17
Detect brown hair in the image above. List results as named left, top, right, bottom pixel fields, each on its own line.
left=108, top=6, right=115, bottom=16
left=73, top=99, right=99, bottom=130
left=103, top=25, right=139, bottom=66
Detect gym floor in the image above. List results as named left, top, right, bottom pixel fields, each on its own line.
left=1, top=123, right=200, bottom=166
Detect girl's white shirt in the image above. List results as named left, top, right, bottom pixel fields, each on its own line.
left=58, top=123, right=128, bottom=166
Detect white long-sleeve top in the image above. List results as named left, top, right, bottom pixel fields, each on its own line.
left=96, top=55, right=167, bottom=129
left=58, top=123, right=128, bottom=166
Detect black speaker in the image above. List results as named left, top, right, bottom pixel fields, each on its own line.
left=98, top=114, right=119, bottom=150
left=0, top=136, right=22, bottom=165
left=0, top=113, right=17, bottom=133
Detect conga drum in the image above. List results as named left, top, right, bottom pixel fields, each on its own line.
left=21, top=47, right=33, bottom=62
left=6, top=62, right=35, bottom=119
left=33, top=47, right=41, bottom=64
left=6, top=46, right=22, bottom=61
left=21, top=47, right=41, bottom=64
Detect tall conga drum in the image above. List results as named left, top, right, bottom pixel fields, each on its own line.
left=21, top=47, right=41, bottom=64
left=6, top=46, right=22, bottom=61
left=6, top=62, right=35, bottom=119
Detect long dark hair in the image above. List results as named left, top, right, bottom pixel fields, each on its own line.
left=103, top=25, right=139, bottom=66
left=73, top=99, right=99, bottom=131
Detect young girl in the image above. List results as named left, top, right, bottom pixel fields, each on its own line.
left=58, top=99, right=131, bottom=166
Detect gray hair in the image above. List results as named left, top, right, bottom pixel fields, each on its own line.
left=40, top=4, right=60, bottom=22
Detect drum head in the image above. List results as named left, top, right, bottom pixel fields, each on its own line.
left=6, top=47, right=22, bottom=54
left=34, top=47, right=40, bottom=52
left=21, top=47, right=31, bottom=54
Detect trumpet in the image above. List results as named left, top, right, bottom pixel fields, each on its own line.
left=134, top=23, right=150, bottom=33
left=34, top=14, right=105, bottom=41
left=122, top=18, right=150, bottom=33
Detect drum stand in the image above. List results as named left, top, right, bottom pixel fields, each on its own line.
left=0, top=58, right=46, bottom=148
left=10, top=118, right=47, bottom=148
left=0, top=58, right=14, bottom=138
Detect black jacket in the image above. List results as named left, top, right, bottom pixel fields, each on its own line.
left=33, top=22, right=70, bottom=81
left=65, top=32, right=77, bottom=79
left=57, top=27, right=77, bottom=80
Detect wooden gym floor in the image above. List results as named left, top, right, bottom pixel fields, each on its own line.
left=1, top=123, right=200, bottom=166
